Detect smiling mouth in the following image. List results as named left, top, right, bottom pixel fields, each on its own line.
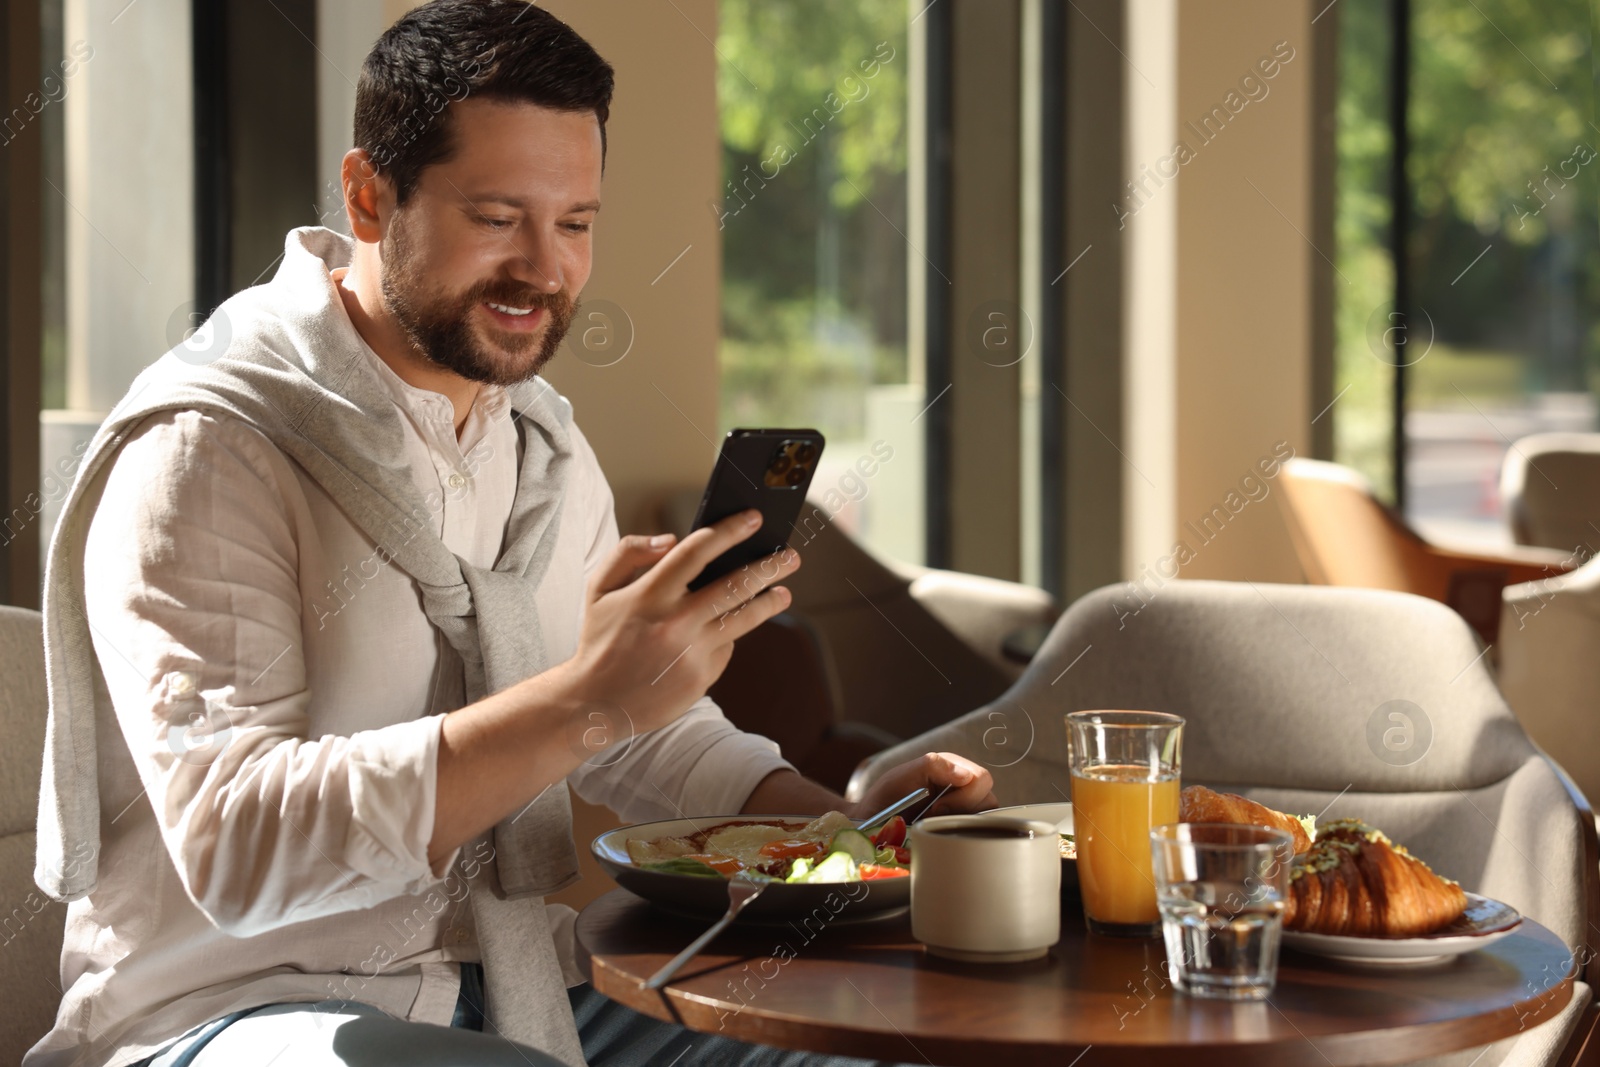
left=482, top=301, right=547, bottom=333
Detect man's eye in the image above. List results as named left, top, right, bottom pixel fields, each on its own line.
left=478, top=216, right=513, bottom=230
left=564, top=222, right=592, bottom=234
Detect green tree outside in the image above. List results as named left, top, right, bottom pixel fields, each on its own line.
left=714, top=0, right=910, bottom=437
left=1335, top=0, right=1599, bottom=502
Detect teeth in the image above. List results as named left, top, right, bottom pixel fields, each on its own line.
left=488, top=302, right=534, bottom=317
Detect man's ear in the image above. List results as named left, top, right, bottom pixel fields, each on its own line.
left=341, top=148, right=387, bottom=242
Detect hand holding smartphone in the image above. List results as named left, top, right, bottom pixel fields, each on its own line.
left=687, top=428, right=825, bottom=592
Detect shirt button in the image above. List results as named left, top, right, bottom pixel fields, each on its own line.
left=447, top=473, right=466, bottom=489
left=453, top=928, right=469, bottom=943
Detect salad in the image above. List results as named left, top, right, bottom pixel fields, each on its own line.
left=625, top=810, right=912, bottom=884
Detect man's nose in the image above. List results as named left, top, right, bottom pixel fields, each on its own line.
left=505, top=229, right=563, bottom=294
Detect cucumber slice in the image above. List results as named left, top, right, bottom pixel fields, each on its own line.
left=828, top=828, right=876, bottom=864
left=802, top=851, right=858, bottom=883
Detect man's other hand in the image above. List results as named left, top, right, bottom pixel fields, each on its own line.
left=854, top=752, right=997, bottom=822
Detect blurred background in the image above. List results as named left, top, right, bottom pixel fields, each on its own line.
left=0, top=0, right=1592, bottom=603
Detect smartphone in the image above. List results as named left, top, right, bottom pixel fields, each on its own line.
left=687, top=428, right=826, bottom=592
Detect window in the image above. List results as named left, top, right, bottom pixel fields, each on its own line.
left=713, top=0, right=920, bottom=564
left=37, top=0, right=319, bottom=571
left=1331, top=0, right=1396, bottom=502
left=1335, top=0, right=1597, bottom=547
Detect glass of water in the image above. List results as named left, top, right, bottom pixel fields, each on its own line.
left=1149, top=823, right=1295, bottom=1000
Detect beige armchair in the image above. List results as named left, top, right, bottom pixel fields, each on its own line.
left=1500, top=432, right=1600, bottom=559
left=0, top=606, right=64, bottom=1064
left=1499, top=554, right=1600, bottom=811
left=1275, top=457, right=1573, bottom=644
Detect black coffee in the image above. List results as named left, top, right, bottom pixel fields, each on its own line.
left=928, top=826, right=1035, bottom=840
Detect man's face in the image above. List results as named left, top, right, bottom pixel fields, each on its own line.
left=378, top=98, right=602, bottom=386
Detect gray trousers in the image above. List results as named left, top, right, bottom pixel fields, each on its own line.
left=134, top=967, right=916, bottom=1067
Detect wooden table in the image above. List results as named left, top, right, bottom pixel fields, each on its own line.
left=576, top=889, right=1578, bottom=1066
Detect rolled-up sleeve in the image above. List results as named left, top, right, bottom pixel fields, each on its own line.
left=561, top=453, right=796, bottom=822
left=84, top=411, right=450, bottom=938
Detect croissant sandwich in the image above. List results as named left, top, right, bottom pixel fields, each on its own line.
left=1179, top=785, right=1314, bottom=854
left=1283, top=818, right=1467, bottom=938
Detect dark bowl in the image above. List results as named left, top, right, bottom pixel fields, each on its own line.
left=592, top=815, right=910, bottom=924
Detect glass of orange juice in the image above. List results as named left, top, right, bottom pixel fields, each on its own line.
left=1066, top=710, right=1184, bottom=937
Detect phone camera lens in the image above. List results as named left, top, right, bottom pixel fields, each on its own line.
left=785, top=466, right=805, bottom=487
left=769, top=454, right=793, bottom=477
left=794, top=443, right=817, bottom=465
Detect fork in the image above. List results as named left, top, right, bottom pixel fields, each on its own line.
left=644, top=873, right=769, bottom=990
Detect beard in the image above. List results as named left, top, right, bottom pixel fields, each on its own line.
left=379, top=214, right=576, bottom=387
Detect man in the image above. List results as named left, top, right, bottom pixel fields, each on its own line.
left=26, top=3, right=994, bottom=1066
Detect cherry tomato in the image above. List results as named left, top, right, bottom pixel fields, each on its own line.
left=859, top=864, right=911, bottom=880
left=872, top=816, right=908, bottom=849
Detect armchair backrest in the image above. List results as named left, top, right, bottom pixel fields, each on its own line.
left=1499, top=554, right=1600, bottom=810
left=1500, top=432, right=1600, bottom=558
left=0, top=606, right=63, bottom=1065
left=1276, top=458, right=1433, bottom=593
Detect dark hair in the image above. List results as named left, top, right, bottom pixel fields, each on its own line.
left=354, top=0, right=614, bottom=204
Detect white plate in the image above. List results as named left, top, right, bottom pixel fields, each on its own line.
left=985, top=802, right=1074, bottom=835
left=1281, top=893, right=1523, bottom=964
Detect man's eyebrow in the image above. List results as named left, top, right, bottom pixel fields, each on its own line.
left=465, top=193, right=601, bottom=213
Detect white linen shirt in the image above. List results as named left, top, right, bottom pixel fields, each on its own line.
left=26, top=287, right=793, bottom=1067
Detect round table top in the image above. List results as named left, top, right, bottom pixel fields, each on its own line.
left=575, top=889, right=1577, bottom=1067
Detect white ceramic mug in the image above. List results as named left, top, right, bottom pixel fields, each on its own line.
left=910, top=814, right=1061, bottom=963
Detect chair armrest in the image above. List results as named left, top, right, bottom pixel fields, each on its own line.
left=1544, top=755, right=1600, bottom=990
left=904, top=569, right=1058, bottom=678
left=1426, top=542, right=1577, bottom=584
left=1504, top=553, right=1600, bottom=612
left=1417, top=544, right=1578, bottom=644
left=844, top=748, right=898, bottom=805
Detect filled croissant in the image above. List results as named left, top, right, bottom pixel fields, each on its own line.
left=1283, top=818, right=1467, bottom=937
left=1179, top=785, right=1314, bottom=854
